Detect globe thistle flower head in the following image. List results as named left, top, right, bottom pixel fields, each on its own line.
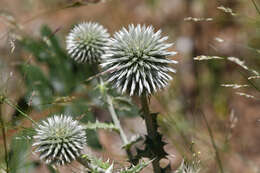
left=101, top=24, right=178, bottom=96
left=66, top=22, right=110, bottom=63
left=33, top=115, right=86, bottom=166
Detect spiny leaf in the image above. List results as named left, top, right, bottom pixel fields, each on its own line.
left=84, top=155, right=113, bottom=173
left=133, top=113, right=168, bottom=163
left=119, top=160, right=152, bottom=173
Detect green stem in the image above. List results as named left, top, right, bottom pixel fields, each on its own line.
left=87, top=65, right=135, bottom=163
left=107, top=95, right=128, bottom=144
left=0, top=100, right=9, bottom=173
left=106, top=94, right=135, bottom=163
left=201, top=111, right=224, bottom=173
left=141, top=94, right=161, bottom=173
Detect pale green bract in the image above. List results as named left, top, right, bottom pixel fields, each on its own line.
left=101, top=24, right=178, bottom=96
left=66, top=22, right=110, bottom=63
left=33, top=115, right=86, bottom=166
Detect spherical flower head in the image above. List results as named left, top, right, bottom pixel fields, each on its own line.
left=66, top=22, right=110, bottom=63
left=101, top=24, right=178, bottom=96
left=33, top=115, right=86, bottom=166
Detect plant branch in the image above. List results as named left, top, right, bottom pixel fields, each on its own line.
left=141, top=94, right=161, bottom=173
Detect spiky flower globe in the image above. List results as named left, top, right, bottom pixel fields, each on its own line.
left=66, top=22, right=110, bottom=63
left=33, top=115, right=86, bottom=165
left=101, top=24, right=178, bottom=96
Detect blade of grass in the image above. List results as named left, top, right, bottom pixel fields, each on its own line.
left=251, top=0, right=260, bottom=15
left=3, top=98, right=36, bottom=124
left=0, top=101, right=9, bottom=173
left=200, top=110, right=224, bottom=173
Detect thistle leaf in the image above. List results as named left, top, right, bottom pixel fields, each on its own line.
left=83, top=155, right=113, bottom=173
left=119, top=160, right=152, bottom=173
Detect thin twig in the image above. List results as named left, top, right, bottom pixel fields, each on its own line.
left=0, top=100, right=9, bottom=173
left=200, top=111, right=224, bottom=173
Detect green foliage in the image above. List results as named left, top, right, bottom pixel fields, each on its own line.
left=18, top=25, right=96, bottom=109
left=20, top=64, right=53, bottom=109
left=17, top=25, right=107, bottom=150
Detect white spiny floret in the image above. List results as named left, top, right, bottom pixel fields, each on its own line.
left=66, top=22, right=110, bottom=63
left=33, top=114, right=86, bottom=166
left=101, top=24, right=178, bottom=96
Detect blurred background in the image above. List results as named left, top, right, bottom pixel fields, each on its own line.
left=0, top=0, right=260, bottom=172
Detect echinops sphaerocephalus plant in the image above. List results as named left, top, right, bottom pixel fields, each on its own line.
left=33, top=115, right=86, bottom=165
left=66, top=22, right=110, bottom=63
left=101, top=24, right=178, bottom=96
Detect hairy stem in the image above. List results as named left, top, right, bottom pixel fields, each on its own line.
left=107, top=95, right=128, bottom=144
left=106, top=94, right=135, bottom=163
left=201, top=111, right=224, bottom=173
left=88, top=65, right=135, bottom=163
left=0, top=99, right=9, bottom=173
left=141, top=94, right=161, bottom=173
